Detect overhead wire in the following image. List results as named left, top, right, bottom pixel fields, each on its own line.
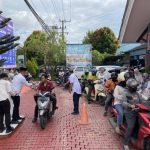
left=50, top=0, right=61, bottom=22
left=61, top=0, right=65, bottom=20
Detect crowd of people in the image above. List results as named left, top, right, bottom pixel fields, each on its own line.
left=0, top=66, right=58, bottom=134
left=0, top=65, right=150, bottom=149
left=80, top=66, right=150, bottom=150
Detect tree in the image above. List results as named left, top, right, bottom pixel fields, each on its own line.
left=22, top=30, right=66, bottom=72
left=92, top=50, right=110, bottom=65
left=82, top=31, right=94, bottom=44
left=83, top=27, right=119, bottom=54
left=26, top=60, right=36, bottom=77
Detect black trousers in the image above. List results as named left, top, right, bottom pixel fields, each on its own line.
left=124, top=113, right=138, bottom=145
left=104, top=93, right=113, bottom=111
left=11, top=96, right=20, bottom=121
left=73, top=92, right=81, bottom=113
left=0, top=99, right=11, bottom=129
left=34, top=94, right=57, bottom=118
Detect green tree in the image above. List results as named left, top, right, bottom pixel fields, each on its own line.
left=92, top=50, right=110, bottom=65
left=82, top=31, right=94, bottom=44
left=26, top=60, right=36, bottom=77
left=83, top=27, right=119, bottom=54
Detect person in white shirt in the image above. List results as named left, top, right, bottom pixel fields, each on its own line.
left=96, top=67, right=111, bottom=83
left=11, top=67, right=32, bottom=124
left=66, top=69, right=81, bottom=115
left=0, top=73, right=15, bottom=133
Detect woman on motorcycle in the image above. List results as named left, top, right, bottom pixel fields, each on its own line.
left=113, top=72, right=127, bottom=135
left=122, top=79, right=145, bottom=150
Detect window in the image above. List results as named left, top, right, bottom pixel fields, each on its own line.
left=75, top=67, right=84, bottom=72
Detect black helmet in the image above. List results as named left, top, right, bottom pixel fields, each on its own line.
left=126, top=79, right=138, bottom=92
left=92, top=69, right=97, bottom=76
left=85, top=70, right=89, bottom=75
left=124, top=72, right=131, bottom=81
left=111, top=72, right=117, bottom=78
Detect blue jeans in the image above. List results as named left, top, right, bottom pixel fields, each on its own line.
left=114, top=104, right=123, bottom=126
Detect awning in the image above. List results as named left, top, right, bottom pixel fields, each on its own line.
left=119, top=0, right=150, bottom=43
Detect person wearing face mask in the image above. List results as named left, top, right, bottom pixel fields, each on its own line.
left=122, top=79, right=145, bottom=150
left=103, top=72, right=118, bottom=116
left=113, top=72, right=127, bottom=135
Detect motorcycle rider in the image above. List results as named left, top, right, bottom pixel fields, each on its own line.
left=103, top=72, right=118, bottom=116
left=87, top=69, right=98, bottom=104
left=96, top=67, right=111, bottom=83
left=81, top=70, right=89, bottom=92
left=113, top=72, right=127, bottom=135
left=32, top=74, right=58, bottom=123
left=122, top=79, right=145, bottom=150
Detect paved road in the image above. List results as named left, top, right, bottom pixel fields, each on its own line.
left=0, top=87, right=122, bottom=150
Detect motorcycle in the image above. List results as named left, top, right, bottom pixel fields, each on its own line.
left=37, top=92, right=54, bottom=129
left=109, top=101, right=150, bottom=150
left=85, top=79, right=106, bottom=103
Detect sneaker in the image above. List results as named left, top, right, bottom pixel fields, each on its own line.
left=103, top=111, right=107, bottom=116
left=32, top=118, right=37, bottom=123
left=115, top=126, right=123, bottom=136
left=0, top=127, right=5, bottom=133
left=11, top=120, right=20, bottom=124
left=123, top=145, right=130, bottom=150
left=17, top=116, right=24, bottom=120
left=71, top=112, right=79, bottom=115
left=6, top=127, right=14, bottom=134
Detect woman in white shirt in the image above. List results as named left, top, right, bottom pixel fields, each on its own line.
left=113, top=72, right=127, bottom=135
left=0, top=73, right=15, bottom=134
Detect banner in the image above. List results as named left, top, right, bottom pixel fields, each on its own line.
left=66, top=44, right=92, bottom=68
left=0, top=16, right=16, bottom=68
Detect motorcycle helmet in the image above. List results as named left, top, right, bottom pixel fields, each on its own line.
left=117, top=72, right=125, bottom=82
left=92, top=69, right=97, bottom=76
left=111, top=72, right=118, bottom=81
left=85, top=70, right=89, bottom=76
left=124, top=72, right=131, bottom=81
left=126, top=79, right=138, bottom=93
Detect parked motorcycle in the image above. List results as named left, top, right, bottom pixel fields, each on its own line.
left=37, top=92, right=54, bottom=129
left=109, top=102, right=150, bottom=150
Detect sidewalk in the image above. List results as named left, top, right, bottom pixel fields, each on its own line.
left=0, top=87, right=122, bottom=150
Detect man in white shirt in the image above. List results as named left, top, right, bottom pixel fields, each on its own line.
left=0, top=73, right=15, bottom=133
left=11, top=67, right=32, bottom=124
left=66, top=69, right=81, bottom=115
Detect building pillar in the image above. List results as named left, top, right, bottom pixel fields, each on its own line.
left=146, top=23, right=150, bottom=66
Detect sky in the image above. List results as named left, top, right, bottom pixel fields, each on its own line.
left=0, top=0, right=127, bottom=45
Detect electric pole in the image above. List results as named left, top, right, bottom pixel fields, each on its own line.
left=59, top=19, right=71, bottom=42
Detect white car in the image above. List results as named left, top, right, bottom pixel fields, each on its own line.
left=73, top=66, right=88, bottom=79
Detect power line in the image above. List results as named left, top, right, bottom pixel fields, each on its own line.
left=67, top=9, right=121, bottom=26
left=38, top=0, right=53, bottom=24
left=61, top=0, right=65, bottom=20
left=50, top=0, right=61, bottom=21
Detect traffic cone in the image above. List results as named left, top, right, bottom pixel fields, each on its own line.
left=79, top=102, right=89, bottom=125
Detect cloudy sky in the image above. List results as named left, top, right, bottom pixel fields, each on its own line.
left=0, top=0, right=127, bottom=44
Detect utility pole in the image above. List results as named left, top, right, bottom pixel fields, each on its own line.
left=59, top=19, right=71, bottom=42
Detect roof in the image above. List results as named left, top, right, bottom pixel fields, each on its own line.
left=116, top=43, right=141, bottom=54
left=119, top=0, right=150, bottom=43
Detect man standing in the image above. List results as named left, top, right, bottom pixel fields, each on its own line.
left=11, top=67, right=32, bottom=124
left=67, top=69, right=81, bottom=115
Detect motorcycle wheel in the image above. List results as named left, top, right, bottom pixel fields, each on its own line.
left=144, top=138, right=150, bottom=150
left=40, top=116, right=47, bottom=129
left=99, top=96, right=105, bottom=106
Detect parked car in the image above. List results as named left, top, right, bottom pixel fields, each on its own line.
left=73, top=66, right=88, bottom=79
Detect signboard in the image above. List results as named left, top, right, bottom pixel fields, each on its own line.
left=66, top=44, right=92, bottom=68
left=0, top=16, right=16, bottom=68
